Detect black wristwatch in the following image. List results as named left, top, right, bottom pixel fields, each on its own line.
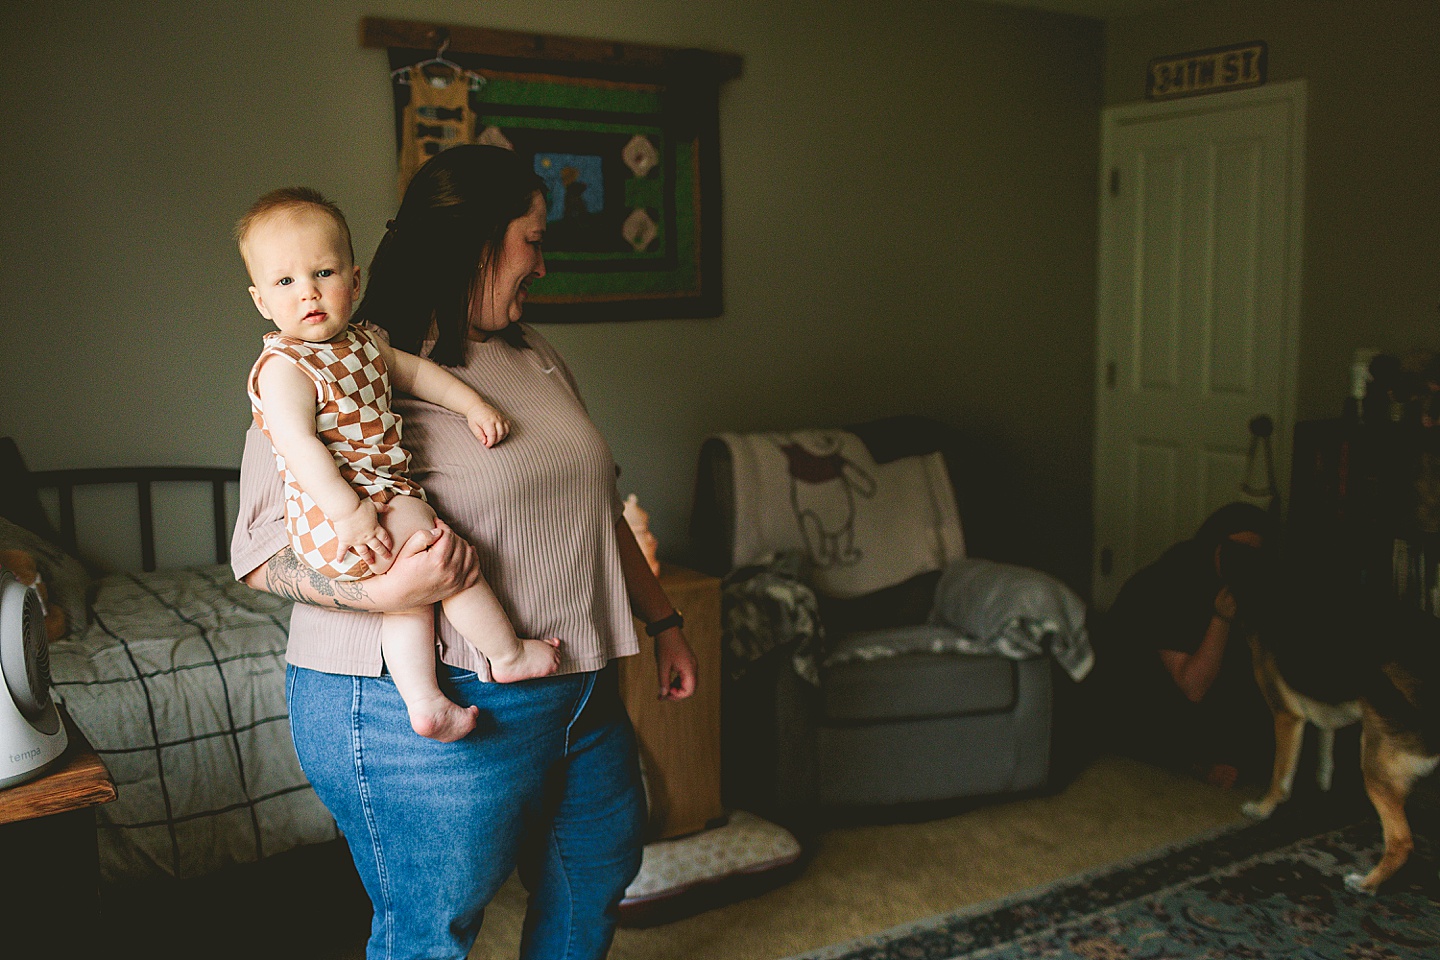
left=644, top=609, right=684, bottom=637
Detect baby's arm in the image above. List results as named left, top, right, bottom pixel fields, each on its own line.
left=383, top=343, right=510, bottom=447
left=254, top=358, right=392, bottom=563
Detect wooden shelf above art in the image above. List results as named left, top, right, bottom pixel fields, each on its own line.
left=359, top=16, right=743, bottom=82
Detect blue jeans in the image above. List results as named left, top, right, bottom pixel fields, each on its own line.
left=287, top=663, right=645, bottom=960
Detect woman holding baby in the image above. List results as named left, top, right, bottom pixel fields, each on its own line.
left=232, top=145, right=697, bottom=960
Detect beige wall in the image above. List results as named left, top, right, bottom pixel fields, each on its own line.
left=1104, top=0, right=1440, bottom=424
left=0, top=0, right=1104, bottom=585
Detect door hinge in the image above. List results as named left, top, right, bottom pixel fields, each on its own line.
left=1106, top=361, right=1117, bottom=389
left=1109, top=168, right=1120, bottom=197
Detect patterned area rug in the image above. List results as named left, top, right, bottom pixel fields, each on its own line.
left=786, top=791, right=1440, bottom=960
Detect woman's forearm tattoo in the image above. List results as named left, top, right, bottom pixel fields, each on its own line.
left=263, top=549, right=370, bottom=611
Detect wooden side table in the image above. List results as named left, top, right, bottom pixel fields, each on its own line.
left=617, top=564, right=723, bottom=840
left=0, top=710, right=116, bottom=954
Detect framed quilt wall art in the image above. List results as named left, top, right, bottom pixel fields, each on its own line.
left=362, top=18, right=742, bottom=322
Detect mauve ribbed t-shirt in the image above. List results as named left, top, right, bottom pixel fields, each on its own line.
left=231, top=323, right=637, bottom=679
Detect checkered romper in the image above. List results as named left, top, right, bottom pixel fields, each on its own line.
left=247, top=325, right=425, bottom=581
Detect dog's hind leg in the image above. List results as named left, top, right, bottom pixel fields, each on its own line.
left=1243, top=710, right=1305, bottom=820
left=1316, top=727, right=1335, bottom=792
left=1343, top=710, right=1436, bottom=894
left=1346, top=759, right=1413, bottom=892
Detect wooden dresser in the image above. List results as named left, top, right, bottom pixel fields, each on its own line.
left=617, top=564, right=723, bottom=840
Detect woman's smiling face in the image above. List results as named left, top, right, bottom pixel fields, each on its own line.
left=470, top=191, right=547, bottom=332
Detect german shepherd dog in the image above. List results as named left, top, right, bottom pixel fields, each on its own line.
left=1229, top=548, right=1440, bottom=894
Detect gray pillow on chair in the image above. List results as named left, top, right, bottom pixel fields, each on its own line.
left=928, top=557, right=1092, bottom=681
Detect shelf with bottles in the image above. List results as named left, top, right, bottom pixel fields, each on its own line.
left=1389, top=530, right=1440, bottom=614
left=1288, top=416, right=1440, bottom=613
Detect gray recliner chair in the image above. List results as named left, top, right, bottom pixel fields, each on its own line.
left=691, top=416, right=1055, bottom=817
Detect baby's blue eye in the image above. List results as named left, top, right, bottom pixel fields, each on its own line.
left=278, top=277, right=293, bottom=286
left=317, top=269, right=334, bottom=278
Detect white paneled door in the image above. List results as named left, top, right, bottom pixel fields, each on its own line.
left=1092, top=82, right=1306, bottom=609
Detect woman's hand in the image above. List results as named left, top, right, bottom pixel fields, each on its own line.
left=245, top=518, right=478, bottom=613
left=611, top=516, right=699, bottom=700
left=654, top=628, right=698, bottom=701
left=1214, top=585, right=1237, bottom=622
left=373, top=519, right=480, bottom=609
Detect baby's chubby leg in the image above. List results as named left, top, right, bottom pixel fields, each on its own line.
left=381, top=608, right=480, bottom=742
left=377, top=495, right=559, bottom=682
left=372, top=495, right=479, bottom=741
left=441, top=580, right=561, bottom=683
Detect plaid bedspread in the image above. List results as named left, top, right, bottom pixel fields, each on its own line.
left=47, top=565, right=336, bottom=882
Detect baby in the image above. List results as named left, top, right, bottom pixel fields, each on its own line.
left=237, top=187, right=559, bottom=742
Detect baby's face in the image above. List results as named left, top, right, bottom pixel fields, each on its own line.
left=245, top=209, right=359, bottom=343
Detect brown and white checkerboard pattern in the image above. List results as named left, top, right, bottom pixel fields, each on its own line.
left=247, top=325, right=424, bottom=580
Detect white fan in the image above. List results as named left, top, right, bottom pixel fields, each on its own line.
left=0, top=570, right=68, bottom=789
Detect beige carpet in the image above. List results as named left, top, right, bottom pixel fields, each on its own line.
left=467, top=755, right=1254, bottom=960
left=103, top=753, right=1254, bottom=958
left=112, top=754, right=1255, bottom=955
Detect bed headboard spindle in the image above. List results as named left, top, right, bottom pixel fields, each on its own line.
left=30, top=466, right=239, bottom=573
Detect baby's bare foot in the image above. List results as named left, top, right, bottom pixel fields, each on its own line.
left=489, top=637, right=562, bottom=683
left=409, top=697, right=480, bottom=742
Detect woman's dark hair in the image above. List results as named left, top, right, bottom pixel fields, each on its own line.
left=1196, top=501, right=1280, bottom=597
left=1194, top=501, right=1278, bottom=549
left=354, top=145, right=546, bottom=366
